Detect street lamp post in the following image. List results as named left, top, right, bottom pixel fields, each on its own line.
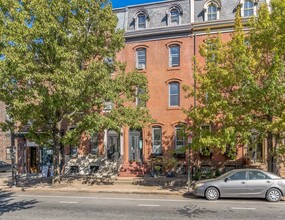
left=187, top=133, right=193, bottom=192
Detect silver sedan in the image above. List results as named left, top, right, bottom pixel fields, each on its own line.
left=193, top=169, right=285, bottom=202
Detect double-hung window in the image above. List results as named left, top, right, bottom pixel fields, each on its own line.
left=137, top=14, right=146, bottom=29
left=169, top=45, right=180, bottom=67
left=208, top=4, right=217, bottom=21
left=244, top=1, right=254, bottom=17
left=170, top=9, right=179, bottom=26
left=169, top=82, right=180, bottom=107
left=175, top=126, right=186, bottom=150
left=136, top=48, right=146, bottom=70
left=152, top=127, right=162, bottom=154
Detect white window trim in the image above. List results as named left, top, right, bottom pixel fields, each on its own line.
left=240, top=0, right=257, bottom=17
left=169, top=82, right=180, bottom=107
left=169, top=8, right=181, bottom=26
left=175, top=126, right=186, bottom=150
left=203, top=0, right=221, bottom=21
left=136, top=48, right=146, bottom=70
left=137, top=13, right=147, bottom=30
left=169, top=45, right=180, bottom=67
left=152, top=127, right=162, bottom=154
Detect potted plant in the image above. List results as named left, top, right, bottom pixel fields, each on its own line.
left=163, top=156, right=178, bottom=177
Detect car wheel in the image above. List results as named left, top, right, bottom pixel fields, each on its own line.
left=205, top=187, right=220, bottom=200
left=266, top=188, right=282, bottom=202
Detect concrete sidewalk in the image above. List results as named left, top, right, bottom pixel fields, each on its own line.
left=0, top=176, right=190, bottom=196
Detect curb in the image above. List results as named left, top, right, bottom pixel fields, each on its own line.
left=1, top=186, right=187, bottom=196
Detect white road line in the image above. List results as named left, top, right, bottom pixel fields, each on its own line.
left=231, top=207, right=256, bottom=210
left=138, top=204, right=160, bottom=207
left=15, top=194, right=285, bottom=205
left=16, top=195, right=188, bottom=202
left=59, top=201, right=78, bottom=204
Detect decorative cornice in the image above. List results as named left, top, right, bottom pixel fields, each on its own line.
left=192, top=18, right=250, bottom=31
left=124, top=24, right=192, bottom=39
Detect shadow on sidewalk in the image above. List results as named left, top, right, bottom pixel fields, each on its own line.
left=0, top=190, right=39, bottom=216
left=3, top=176, right=52, bottom=188
left=133, top=176, right=188, bottom=193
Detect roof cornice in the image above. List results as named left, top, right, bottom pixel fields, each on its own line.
left=124, top=24, right=192, bottom=39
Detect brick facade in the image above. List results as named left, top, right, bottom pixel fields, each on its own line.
left=1, top=0, right=279, bottom=174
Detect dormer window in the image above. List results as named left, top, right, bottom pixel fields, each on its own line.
left=166, top=5, right=183, bottom=26
left=240, top=0, right=257, bottom=17
left=170, top=8, right=179, bottom=25
left=208, top=4, right=218, bottom=21
left=203, top=0, right=221, bottom=21
left=244, top=0, right=254, bottom=17
left=133, top=9, right=149, bottom=30
left=137, top=13, right=146, bottom=29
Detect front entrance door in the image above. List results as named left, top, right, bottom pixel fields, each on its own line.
left=107, top=130, right=120, bottom=160
left=129, top=129, right=143, bottom=162
left=29, top=147, right=38, bottom=173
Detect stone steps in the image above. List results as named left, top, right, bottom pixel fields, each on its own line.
left=118, top=162, right=145, bottom=177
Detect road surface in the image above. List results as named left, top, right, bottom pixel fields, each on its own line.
left=0, top=191, right=284, bottom=219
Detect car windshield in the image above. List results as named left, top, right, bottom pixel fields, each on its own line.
left=216, top=170, right=235, bottom=180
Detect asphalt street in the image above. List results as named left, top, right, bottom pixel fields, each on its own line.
left=0, top=191, right=284, bottom=220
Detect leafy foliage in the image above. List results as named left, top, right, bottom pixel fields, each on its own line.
left=185, top=3, right=285, bottom=165
left=0, top=0, right=152, bottom=180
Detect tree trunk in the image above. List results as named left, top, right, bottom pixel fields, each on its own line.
left=267, top=115, right=276, bottom=173
left=52, top=123, right=62, bottom=184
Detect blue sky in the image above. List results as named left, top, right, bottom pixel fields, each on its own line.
left=111, top=0, right=165, bottom=8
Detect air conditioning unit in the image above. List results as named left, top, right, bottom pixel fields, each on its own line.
left=137, top=63, right=145, bottom=70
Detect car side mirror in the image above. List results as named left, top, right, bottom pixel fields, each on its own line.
left=224, top=178, right=229, bottom=182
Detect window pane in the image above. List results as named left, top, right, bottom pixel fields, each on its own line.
left=170, top=9, right=179, bottom=25
left=169, top=46, right=180, bottom=66
left=208, top=5, right=217, bottom=21
left=169, top=83, right=180, bottom=106
left=138, top=14, right=146, bottom=29
left=249, top=171, right=270, bottom=180
left=137, top=49, right=146, bottom=68
left=152, top=127, right=162, bottom=154
left=229, top=171, right=247, bottom=180
left=175, top=127, right=186, bottom=149
left=244, top=1, right=254, bottom=17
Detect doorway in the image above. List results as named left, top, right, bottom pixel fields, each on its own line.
left=29, top=147, right=38, bottom=173
left=107, top=130, right=120, bottom=160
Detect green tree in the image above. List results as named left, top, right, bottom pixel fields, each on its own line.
left=185, top=3, right=285, bottom=172
left=0, top=0, right=152, bottom=183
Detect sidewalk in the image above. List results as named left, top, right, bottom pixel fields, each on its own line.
left=0, top=176, right=190, bottom=196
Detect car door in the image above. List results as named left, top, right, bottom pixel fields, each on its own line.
left=246, top=170, right=273, bottom=196
left=220, top=171, right=248, bottom=197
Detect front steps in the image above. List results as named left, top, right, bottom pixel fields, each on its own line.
left=118, top=162, right=146, bottom=177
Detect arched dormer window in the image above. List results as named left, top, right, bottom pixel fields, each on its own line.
left=240, top=0, right=257, bottom=17
left=133, top=9, right=149, bottom=30
left=203, top=0, right=221, bottom=21
left=166, top=5, right=183, bottom=26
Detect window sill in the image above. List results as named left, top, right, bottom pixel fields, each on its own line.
left=167, top=106, right=181, bottom=110
left=137, top=69, right=147, bottom=73
left=167, top=67, right=181, bottom=71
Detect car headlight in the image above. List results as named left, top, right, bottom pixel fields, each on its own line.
left=195, top=183, right=205, bottom=188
